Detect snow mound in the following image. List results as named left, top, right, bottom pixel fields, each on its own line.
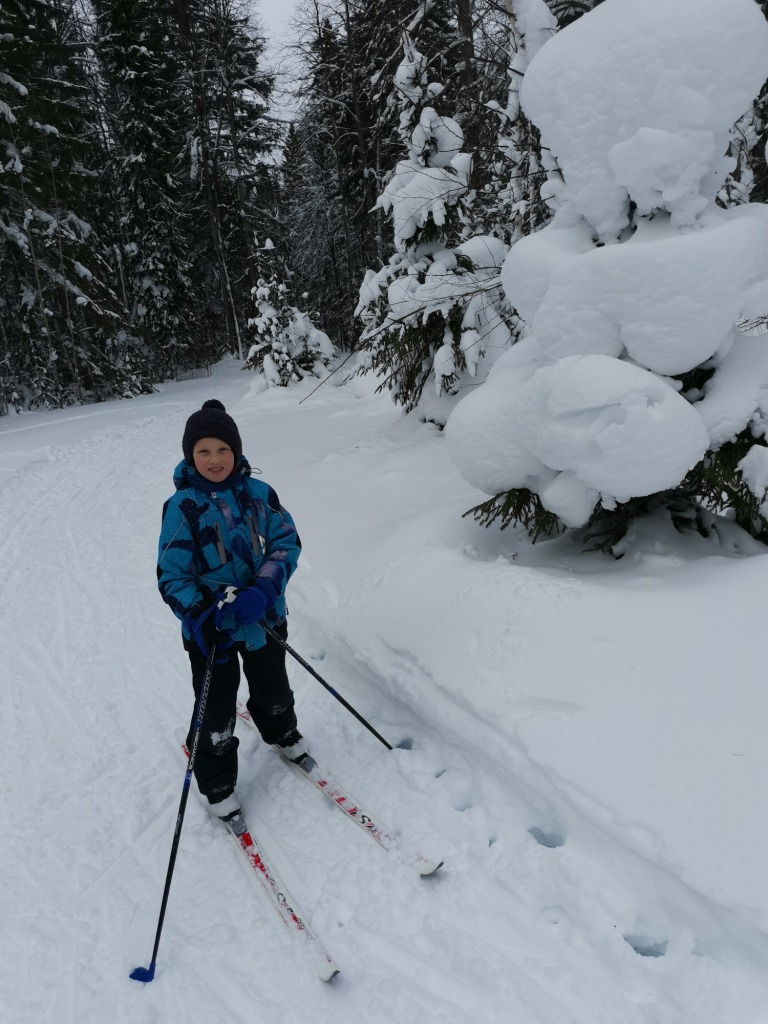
left=502, top=208, right=768, bottom=376
left=521, top=0, right=768, bottom=237
left=446, top=342, right=709, bottom=526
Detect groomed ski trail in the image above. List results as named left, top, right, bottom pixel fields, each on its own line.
left=2, top=362, right=767, bottom=1024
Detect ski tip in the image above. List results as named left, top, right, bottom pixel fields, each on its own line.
left=318, top=958, right=341, bottom=983
left=418, top=858, right=444, bottom=878
left=129, top=961, right=156, bottom=983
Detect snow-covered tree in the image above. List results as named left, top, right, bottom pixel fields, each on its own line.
left=175, top=0, right=279, bottom=361
left=483, top=0, right=558, bottom=244
left=446, top=0, right=768, bottom=550
left=283, top=11, right=368, bottom=349
left=356, top=33, right=514, bottom=417
left=542, top=0, right=606, bottom=28
left=283, top=0, right=465, bottom=351
left=243, top=240, right=334, bottom=386
left=93, top=0, right=194, bottom=378
left=278, top=119, right=354, bottom=347
left=1, top=0, right=142, bottom=411
left=719, top=70, right=768, bottom=211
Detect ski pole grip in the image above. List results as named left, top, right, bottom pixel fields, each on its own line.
left=218, top=585, right=240, bottom=610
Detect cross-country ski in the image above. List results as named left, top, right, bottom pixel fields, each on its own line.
left=237, top=702, right=443, bottom=877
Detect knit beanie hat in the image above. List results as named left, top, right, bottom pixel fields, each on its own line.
left=182, top=399, right=242, bottom=467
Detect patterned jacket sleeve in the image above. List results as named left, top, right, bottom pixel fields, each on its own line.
left=157, top=496, right=207, bottom=620
left=253, top=485, right=301, bottom=599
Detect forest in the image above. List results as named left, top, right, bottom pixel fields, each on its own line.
left=3, top=0, right=768, bottom=544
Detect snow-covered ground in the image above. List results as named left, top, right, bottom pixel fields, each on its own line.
left=3, top=358, right=768, bottom=1023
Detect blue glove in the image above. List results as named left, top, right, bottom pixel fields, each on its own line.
left=183, top=603, right=234, bottom=659
left=229, top=578, right=279, bottom=626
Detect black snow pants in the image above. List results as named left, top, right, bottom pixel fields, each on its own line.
left=184, top=621, right=297, bottom=802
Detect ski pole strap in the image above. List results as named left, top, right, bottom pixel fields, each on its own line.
left=263, top=623, right=393, bottom=751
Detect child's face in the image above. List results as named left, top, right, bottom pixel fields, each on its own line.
left=192, top=437, right=235, bottom=483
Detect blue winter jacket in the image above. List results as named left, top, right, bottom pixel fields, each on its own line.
left=157, top=457, right=301, bottom=650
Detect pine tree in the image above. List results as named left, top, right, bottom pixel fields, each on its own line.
left=356, top=0, right=460, bottom=186
left=719, top=0, right=768, bottom=212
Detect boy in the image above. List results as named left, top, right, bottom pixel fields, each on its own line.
left=158, top=399, right=305, bottom=820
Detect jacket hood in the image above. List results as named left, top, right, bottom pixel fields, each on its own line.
left=173, top=456, right=252, bottom=493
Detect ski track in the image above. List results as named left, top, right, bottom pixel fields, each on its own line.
left=3, top=373, right=768, bottom=1022
left=1, top=397, right=206, bottom=1024
left=337, top=628, right=768, bottom=963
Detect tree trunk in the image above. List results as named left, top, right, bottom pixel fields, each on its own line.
left=455, top=0, right=479, bottom=180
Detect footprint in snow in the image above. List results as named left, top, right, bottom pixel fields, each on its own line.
left=623, top=934, right=668, bottom=958
left=528, top=826, right=566, bottom=849
left=434, top=768, right=474, bottom=812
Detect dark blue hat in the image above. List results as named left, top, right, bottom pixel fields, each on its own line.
left=182, top=399, right=242, bottom=466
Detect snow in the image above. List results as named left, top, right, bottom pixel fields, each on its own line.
left=520, top=0, right=768, bottom=238
left=376, top=48, right=469, bottom=247
left=376, top=156, right=468, bottom=245
left=447, top=0, right=768, bottom=529
left=3, top=360, right=768, bottom=1022
left=446, top=342, right=710, bottom=523
left=504, top=210, right=768, bottom=375
left=508, top=0, right=556, bottom=66
left=394, top=44, right=428, bottom=105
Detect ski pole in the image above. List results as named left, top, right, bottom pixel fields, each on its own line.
left=262, top=622, right=394, bottom=751
left=218, top=586, right=393, bottom=750
left=130, top=636, right=219, bottom=983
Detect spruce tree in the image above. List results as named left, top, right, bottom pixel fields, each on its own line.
left=490, top=0, right=560, bottom=244
left=542, top=0, right=607, bottom=28
left=353, top=0, right=460, bottom=211
left=1, top=0, right=139, bottom=411
left=94, top=0, right=194, bottom=379
left=279, top=119, right=353, bottom=346
left=356, top=29, right=514, bottom=417
left=452, top=0, right=768, bottom=553
left=174, top=0, right=279, bottom=362
left=243, top=239, right=334, bottom=386
left=281, top=13, right=365, bottom=348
